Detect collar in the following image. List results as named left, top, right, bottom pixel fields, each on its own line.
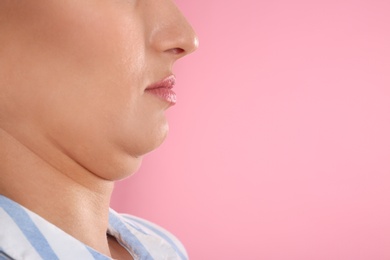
left=0, top=195, right=187, bottom=260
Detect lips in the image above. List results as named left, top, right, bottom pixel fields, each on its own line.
left=145, top=75, right=177, bottom=105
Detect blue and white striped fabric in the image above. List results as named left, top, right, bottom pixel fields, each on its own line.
left=0, top=195, right=188, bottom=260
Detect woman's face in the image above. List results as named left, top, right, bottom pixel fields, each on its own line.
left=0, top=0, right=198, bottom=179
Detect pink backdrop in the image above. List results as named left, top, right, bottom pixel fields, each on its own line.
left=111, top=0, right=390, bottom=259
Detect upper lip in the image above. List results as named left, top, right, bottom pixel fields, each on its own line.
left=146, top=75, right=176, bottom=90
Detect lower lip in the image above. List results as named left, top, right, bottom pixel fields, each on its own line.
left=145, top=88, right=177, bottom=105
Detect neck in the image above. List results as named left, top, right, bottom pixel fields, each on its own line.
left=0, top=127, right=114, bottom=256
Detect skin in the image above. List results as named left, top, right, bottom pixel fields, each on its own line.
left=0, top=0, right=198, bottom=258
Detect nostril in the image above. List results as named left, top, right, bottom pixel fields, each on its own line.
left=167, top=48, right=185, bottom=55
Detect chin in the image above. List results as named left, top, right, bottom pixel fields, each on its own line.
left=136, top=116, right=170, bottom=154
left=100, top=114, right=170, bottom=180
left=110, top=134, right=168, bottom=181
left=97, top=154, right=144, bottom=181
left=148, top=123, right=169, bottom=151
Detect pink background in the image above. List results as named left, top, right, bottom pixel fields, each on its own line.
left=111, top=0, right=390, bottom=259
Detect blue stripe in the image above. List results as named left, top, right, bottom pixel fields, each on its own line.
left=0, top=196, right=59, bottom=260
left=109, top=212, right=154, bottom=260
left=119, top=214, right=150, bottom=234
left=128, top=217, right=187, bottom=260
left=86, top=247, right=111, bottom=260
left=0, top=251, right=12, bottom=260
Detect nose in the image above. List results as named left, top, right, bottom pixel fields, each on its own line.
left=149, top=1, right=199, bottom=59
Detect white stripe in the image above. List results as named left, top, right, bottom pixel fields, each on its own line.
left=130, top=216, right=187, bottom=257
left=0, top=208, right=42, bottom=260
left=120, top=215, right=186, bottom=260
left=25, top=210, right=96, bottom=260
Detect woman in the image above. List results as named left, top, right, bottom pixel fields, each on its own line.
left=0, top=0, right=198, bottom=259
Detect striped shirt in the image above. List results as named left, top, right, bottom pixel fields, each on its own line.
left=0, top=195, right=188, bottom=260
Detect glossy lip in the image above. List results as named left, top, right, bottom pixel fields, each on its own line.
left=145, top=75, right=177, bottom=105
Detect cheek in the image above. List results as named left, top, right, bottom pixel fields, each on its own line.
left=8, top=1, right=148, bottom=131
left=3, top=1, right=169, bottom=178
left=11, top=1, right=145, bottom=77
